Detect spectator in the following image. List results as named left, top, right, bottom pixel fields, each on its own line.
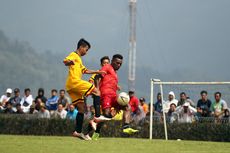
left=154, top=93, right=163, bottom=113
left=211, top=92, right=228, bottom=121
left=35, top=98, right=44, bottom=111
left=146, top=103, right=162, bottom=122
left=53, top=104, right=67, bottom=119
left=177, top=92, right=195, bottom=108
left=29, top=102, right=38, bottom=114
left=129, top=90, right=139, bottom=115
left=222, top=109, right=230, bottom=123
left=21, top=88, right=33, bottom=113
left=197, top=90, right=212, bottom=117
left=0, top=88, right=12, bottom=110
left=66, top=104, right=78, bottom=120
left=8, top=88, right=22, bottom=112
left=132, top=106, right=146, bottom=124
left=46, top=89, right=58, bottom=115
left=3, top=102, right=14, bottom=114
left=173, top=102, right=197, bottom=123
left=35, top=88, right=47, bottom=104
left=139, top=97, right=149, bottom=114
left=57, top=89, right=69, bottom=110
left=167, top=102, right=177, bottom=123
left=164, top=91, right=178, bottom=113
left=38, top=103, right=50, bottom=119
left=15, top=103, right=24, bottom=114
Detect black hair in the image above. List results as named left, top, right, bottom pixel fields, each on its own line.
left=112, top=54, right=123, bottom=60
left=200, top=90, right=208, bottom=95
left=180, top=92, right=186, bottom=96
left=24, top=88, right=31, bottom=93
left=100, top=56, right=110, bottom=64
left=214, top=91, right=222, bottom=97
left=77, top=38, right=91, bottom=49
left=51, top=89, right=58, bottom=93
left=59, top=89, right=65, bottom=93
left=157, top=93, right=161, bottom=96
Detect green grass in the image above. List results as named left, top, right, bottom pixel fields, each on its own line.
left=0, top=135, right=230, bottom=153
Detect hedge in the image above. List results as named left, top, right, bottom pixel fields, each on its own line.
left=0, top=114, right=230, bottom=142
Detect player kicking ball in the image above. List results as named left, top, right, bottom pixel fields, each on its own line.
left=86, top=54, right=138, bottom=140
left=63, top=38, right=110, bottom=140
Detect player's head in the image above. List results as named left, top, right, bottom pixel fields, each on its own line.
left=77, top=38, right=91, bottom=56
left=111, top=54, right=123, bottom=70
left=100, top=56, right=110, bottom=67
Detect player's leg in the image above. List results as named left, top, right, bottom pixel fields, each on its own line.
left=91, top=88, right=101, bottom=118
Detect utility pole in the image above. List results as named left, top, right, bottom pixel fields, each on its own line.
left=128, top=0, right=137, bottom=91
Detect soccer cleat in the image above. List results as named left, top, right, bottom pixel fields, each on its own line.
left=72, top=131, right=88, bottom=140
left=94, top=115, right=112, bottom=121
left=123, top=128, right=139, bottom=134
left=90, top=120, right=97, bottom=131
left=92, top=132, right=100, bottom=140
left=84, top=134, right=92, bottom=141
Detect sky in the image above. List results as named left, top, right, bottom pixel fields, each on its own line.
left=1, top=0, right=230, bottom=81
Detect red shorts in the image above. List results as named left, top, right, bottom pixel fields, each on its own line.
left=101, top=94, right=121, bottom=110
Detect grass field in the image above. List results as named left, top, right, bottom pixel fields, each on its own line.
left=0, top=135, right=230, bottom=153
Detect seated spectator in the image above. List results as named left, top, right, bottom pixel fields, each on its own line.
left=0, top=88, right=12, bottom=110
left=197, top=90, right=212, bottom=117
left=3, top=102, right=14, bottom=114
left=222, top=109, right=230, bottom=123
left=66, top=104, right=78, bottom=120
left=167, top=102, right=177, bottom=123
left=139, top=97, right=149, bottom=114
left=53, top=104, right=67, bottom=119
left=129, top=90, right=139, bottom=115
left=163, top=91, right=178, bottom=113
left=177, top=92, right=195, bottom=108
left=15, top=103, right=24, bottom=114
left=211, top=92, right=228, bottom=122
left=132, top=106, right=146, bottom=124
left=173, top=102, right=197, bottom=123
left=84, top=105, right=95, bottom=120
left=8, top=88, right=22, bottom=112
left=21, top=88, right=33, bottom=113
left=29, top=102, right=38, bottom=114
left=46, top=89, right=58, bottom=115
left=146, top=103, right=162, bottom=122
left=154, top=93, right=163, bottom=113
left=57, top=89, right=69, bottom=110
left=35, top=88, right=47, bottom=104
left=35, top=98, right=44, bottom=111
left=38, top=103, right=50, bottom=119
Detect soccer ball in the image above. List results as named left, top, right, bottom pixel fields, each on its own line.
left=117, top=92, right=130, bottom=106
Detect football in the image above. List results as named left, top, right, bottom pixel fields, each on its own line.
left=117, top=92, right=130, bottom=106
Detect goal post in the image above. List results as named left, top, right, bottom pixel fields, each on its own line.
left=149, top=79, right=230, bottom=140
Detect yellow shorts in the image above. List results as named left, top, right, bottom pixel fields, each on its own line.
left=67, top=80, right=95, bottom=106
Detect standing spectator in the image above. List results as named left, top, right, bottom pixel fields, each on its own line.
left=197, top=90, right=212, bottom=117
left=21, top=88, right=33, bottom=113
left=54, top=104, right=67, bottom=119
left=35, top=88, right=47, bottom=104
left=8, top=88, right=22, bottom=112
left=66, top=104, right=78, bottom=120
left=177, top=92, right=195, bottom=108
left=46, top=89, right=59, bottom=115
left=132, top=106, right=146, bottom=124
left=174, top=102, right=197, bottom=123
left=38, top=103, right=50, bottom=119
left=139, top=97, right=149, bottom=114
left=211, top=92, right=228, bottom=121
left=129, top=90, right=139, bottom=115
left=164, top=91, right=178, bottom=113
left=57, top=89, right=69, bottom=110
left=0, top=88, right=12, bottom=110
left=155, top=93, right=163, bottom=113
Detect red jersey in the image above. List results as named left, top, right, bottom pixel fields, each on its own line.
left=129, top=96, right=139, bottom=113
left=99, top=64, right=118, bottom=96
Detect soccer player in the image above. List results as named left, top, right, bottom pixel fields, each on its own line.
left=63, top=38, right=106, bottom=140
left=88, top=54, right=138, bottom=140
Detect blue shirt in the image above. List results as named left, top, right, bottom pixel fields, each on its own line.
left=46, top=96, right=58, bottom=110
left=67, top=109, right=78, bottom=120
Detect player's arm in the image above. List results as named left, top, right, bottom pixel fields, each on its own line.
left=84, top=69, right=106, bottom=75
left=63, top=58, right=75, bottom=66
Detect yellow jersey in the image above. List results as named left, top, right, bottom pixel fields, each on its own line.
left=64, top=52, right=87, bottom=91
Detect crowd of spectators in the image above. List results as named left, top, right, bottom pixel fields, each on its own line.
left=0, top=88, right=229, bottom=124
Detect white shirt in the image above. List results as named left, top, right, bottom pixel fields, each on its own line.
left=21, top=95, right=33, bottom=113
left=0, top=95, right=11, bottom=103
